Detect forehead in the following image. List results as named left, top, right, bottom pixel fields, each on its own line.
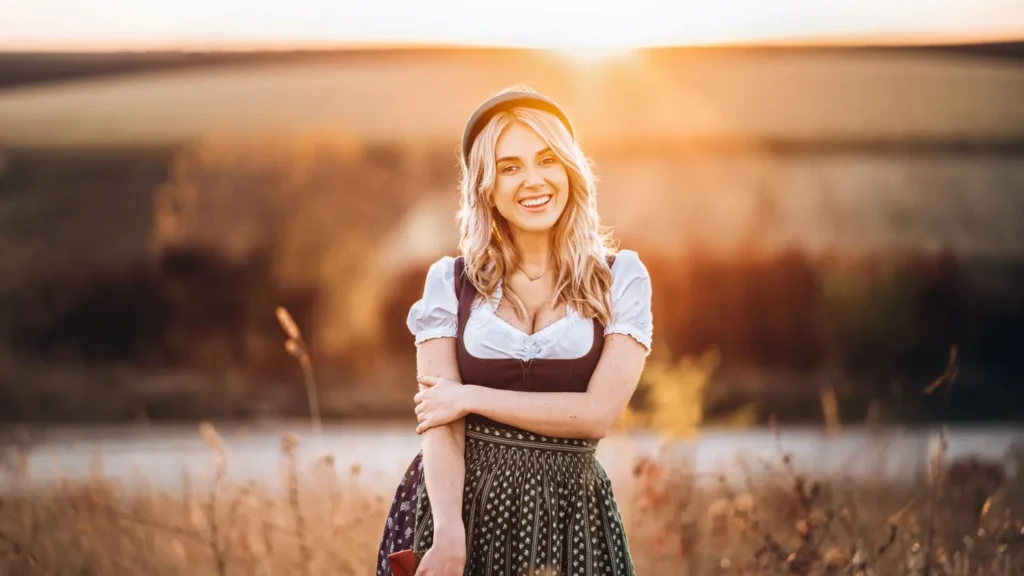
left=495, top=122, right=548, bottom=160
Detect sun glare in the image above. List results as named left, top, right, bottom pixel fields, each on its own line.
left=0, top=0, right=1022, bottom=52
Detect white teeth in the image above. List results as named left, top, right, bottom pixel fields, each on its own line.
left=519, top=195, right=551, bottom=207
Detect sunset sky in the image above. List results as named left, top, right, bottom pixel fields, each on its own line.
left=1, top=0, right=1022, bottom=51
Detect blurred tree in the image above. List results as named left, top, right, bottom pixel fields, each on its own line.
left=152, top=134, right=430, bottom=374
left=618, top=347, right=722, bottom=439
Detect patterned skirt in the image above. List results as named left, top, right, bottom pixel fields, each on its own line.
left=376, top=419, right=635, bottom=576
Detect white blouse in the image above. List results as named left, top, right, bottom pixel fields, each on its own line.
left=406, top=250, right=653, bottom=360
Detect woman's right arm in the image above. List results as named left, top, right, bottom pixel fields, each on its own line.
left=417, top=337, right=467, bottom=556
left=406, top=256, right=466, bottom=574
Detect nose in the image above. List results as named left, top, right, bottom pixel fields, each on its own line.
left=522, top=164, right=545, bottom=189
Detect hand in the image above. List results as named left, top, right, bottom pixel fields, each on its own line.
left=414, top=376, right=468, bottom=435
left=415, top=524, right=466, bottom=576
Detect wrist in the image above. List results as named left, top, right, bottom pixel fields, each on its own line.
left=433, top=518, right=466, bottom=541
left=458, top=385, right=480, bottom=417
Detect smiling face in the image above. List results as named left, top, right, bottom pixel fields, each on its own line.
left=457, top=100, right=616, bottom=323
left=490, top=121, right=570, bottom=236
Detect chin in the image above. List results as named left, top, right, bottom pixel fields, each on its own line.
left=514, top=214, right=561, bottom=233
left=507, top=211, right=564, bottom=235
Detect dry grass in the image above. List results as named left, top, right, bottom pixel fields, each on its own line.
left=1, top=345, right=1021, bottom=574
left=0, top=424, right=1021, bottom=575
left=0, top=427, right=388, bottom=576
left=624, top=431, right=1024, bottom=576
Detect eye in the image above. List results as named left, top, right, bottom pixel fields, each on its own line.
left=500, top=164, right=519, bottom=174
left=539, top=155, right=558, bottom=166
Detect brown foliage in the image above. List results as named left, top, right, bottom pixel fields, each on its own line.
left=3, top=426, right=1020, bottom=574
left=624, top=437, right=1024, bottom=575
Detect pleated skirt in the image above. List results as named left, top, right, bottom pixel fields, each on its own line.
left=376, top=420, right=635, bottom=576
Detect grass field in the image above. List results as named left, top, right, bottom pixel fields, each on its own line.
left=0, top=422, right=1021, bottom=575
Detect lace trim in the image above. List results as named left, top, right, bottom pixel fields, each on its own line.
left=604, top=323, right=653, bottom=354
left=413, top=326, right=457, bottom=346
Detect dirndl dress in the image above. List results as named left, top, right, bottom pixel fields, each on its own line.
left=376, top=256, right=636, bottom=576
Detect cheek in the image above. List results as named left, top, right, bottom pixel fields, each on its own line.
left=492, top=177, right=518, bottom=207
left=549, top=166, right=570, bottom=190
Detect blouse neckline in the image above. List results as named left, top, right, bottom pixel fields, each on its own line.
left=485, top=280, right=577, bottom=340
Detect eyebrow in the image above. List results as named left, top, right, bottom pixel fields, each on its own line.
left=496, top=147, right=553, bottom=164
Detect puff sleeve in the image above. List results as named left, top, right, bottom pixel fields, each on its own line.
left=406, top=256, right=459, bottom=345
left=604, top=250, right=654, bottom=355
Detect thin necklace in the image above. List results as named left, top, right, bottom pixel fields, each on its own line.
left=518, top=266, right=550, bottom=281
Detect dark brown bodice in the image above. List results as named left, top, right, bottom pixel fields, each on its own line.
left=453, top=256, right=610, bottom=396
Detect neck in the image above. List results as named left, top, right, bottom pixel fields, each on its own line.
left=513, top=229, right=552, bottom=275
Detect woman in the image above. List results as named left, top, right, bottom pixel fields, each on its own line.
left=376, top=86, right=652, bottom=576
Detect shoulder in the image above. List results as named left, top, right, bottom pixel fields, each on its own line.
left=415, top=256, right=459, bottom=302
left=604, top=250, right=653, bottom=353
left=423, top=255, right=458, bottom=283
left=407, top=256, right=460, bottom=342
left=429, top=255, right=458, bottom=273
left=607, top=249, right=653, bottom=311
left=610, top=250, right=650, bottom=284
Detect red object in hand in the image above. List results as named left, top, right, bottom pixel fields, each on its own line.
left=388, top=549, right=419, bottom=576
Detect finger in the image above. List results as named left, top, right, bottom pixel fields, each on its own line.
left=416, top=375, right=437, bottom=385
left=416, top=417, right=434, bottom=435
left=414, top=403, right=427, bottom=415
left=414, top=392, right=423, bottom=402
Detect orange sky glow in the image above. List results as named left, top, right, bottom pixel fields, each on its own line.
left=0, top=0, right=1022, bottom=52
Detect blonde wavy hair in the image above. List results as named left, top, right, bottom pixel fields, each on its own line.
left=457, top=88, right=618, bottom=325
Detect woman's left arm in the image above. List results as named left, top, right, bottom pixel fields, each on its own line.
left=424, top=333, right=647, bottom=438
